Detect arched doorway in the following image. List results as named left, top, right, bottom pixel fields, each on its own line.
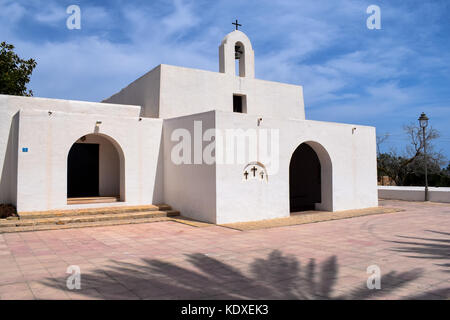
left=289, top=142, right=332, bottom=212
left=67, top=134, right=124, bottom=203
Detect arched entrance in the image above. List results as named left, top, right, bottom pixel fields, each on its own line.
left=67, top=134, right=124, bottom=203
left=289, top=142, right=332, bottom=212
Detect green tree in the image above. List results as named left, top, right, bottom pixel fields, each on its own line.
left=0, top=42, right=36, bottom=96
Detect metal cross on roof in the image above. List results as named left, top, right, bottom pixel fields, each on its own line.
left=232, top=19, right=242, bottom=30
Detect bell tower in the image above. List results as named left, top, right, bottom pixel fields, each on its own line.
left=219, top=27, right=255, bottom=78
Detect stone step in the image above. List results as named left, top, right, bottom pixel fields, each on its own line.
left=18, top=204, right=173, bottom=219
left=67, top=196, right=120, bottom=205
left=0, top=210, right=180, bottom=230
left=0, top=216, right=178, bottom=233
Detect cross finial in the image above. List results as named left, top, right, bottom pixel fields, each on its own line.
left=232, top=19, right=242, bottom=30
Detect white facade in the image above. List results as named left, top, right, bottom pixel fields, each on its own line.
left=0, top=30, right=378, bottom=223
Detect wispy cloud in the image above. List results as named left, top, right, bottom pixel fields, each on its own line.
left=0, top=0, right=26, bottom=22
left=162, top=0, right=199, bottom=35
left=34, top=3, right=66, bottom=25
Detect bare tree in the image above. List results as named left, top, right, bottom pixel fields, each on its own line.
left=376, top=133, right=390, bottom=155
left=377, top=123, right=446, bottom=186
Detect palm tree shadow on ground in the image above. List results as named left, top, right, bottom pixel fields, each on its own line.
left=386, top=229, right=450, bottom=299
left=40, top=250, right=448, bottom=299
left=389, top=230, right=450, bottom=272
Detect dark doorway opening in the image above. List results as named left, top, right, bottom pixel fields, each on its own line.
left=67, top=143, right=99, bottom=198
left=289, top=143, right=321, bottom=212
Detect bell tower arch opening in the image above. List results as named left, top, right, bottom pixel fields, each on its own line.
left=235, top=41, right=245, bottom=77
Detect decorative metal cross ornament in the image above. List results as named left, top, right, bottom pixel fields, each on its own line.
left=232, top=19, right=242, bottom=30
left=251, top=166, right=257, bottom=177
left=242, top=162, right=269, bottom=183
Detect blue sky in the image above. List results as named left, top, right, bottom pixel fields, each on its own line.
left=1, top=0, right=449, bottom=161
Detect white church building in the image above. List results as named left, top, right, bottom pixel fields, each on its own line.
left=0, top=30, right=378, bottom=224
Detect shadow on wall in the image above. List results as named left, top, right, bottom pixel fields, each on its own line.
left=0, top=112, right=19, bottom=205
left=152, top=131, right=164, bottom=203
left=389, top=230, right=450, bottom=273
left=39, top=250, right=448, bottom=299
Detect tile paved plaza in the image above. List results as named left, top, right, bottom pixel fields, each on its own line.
left=0, top=200, right=449, bottom=300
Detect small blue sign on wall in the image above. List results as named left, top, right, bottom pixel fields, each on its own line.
left=22, top=148, right=28, bottom=153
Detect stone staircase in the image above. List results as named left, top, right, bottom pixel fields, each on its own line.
left=0, top=204, right=180, bottom=233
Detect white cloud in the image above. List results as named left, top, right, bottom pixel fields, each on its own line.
left=34, top=3, right=66, bottom=25
left=82, top=6, right=112, bottom=28
left=0, top=0, right=26, bottom=22
left=162, top=0, right=199, bottom=35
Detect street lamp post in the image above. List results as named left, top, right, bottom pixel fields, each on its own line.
left=418, top=112, right=429, bottom=201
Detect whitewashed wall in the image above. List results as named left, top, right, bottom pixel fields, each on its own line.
left=0, top=105, right=19, bottom=205
left=161, top=110, right=378, bottom=224
left=0, top=94, right=140, bottom=206
left=0, top=95, right=164, bottom=212
left=105, top=64, right=305, bottom=121
left=163, top=111, right=217, bottom=223
left=103, top=66, right=161, bottom=118
left=214, top=111, right=378, bottom=224
left=379, top=186, right=450, bottom=203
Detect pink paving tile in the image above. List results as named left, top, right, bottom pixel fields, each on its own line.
left=0, top=274, right=25, bottom=286
left=0, top=289, right=35, bottom=300
left=0, top=282, right=29, bottom=294
left=0, top=200, right=448, bottom=300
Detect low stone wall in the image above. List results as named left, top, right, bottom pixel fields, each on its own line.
left=378, top=186, right=450, bottom=203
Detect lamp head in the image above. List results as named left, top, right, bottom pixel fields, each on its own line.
left=418, top=112, right=429, bottom=128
